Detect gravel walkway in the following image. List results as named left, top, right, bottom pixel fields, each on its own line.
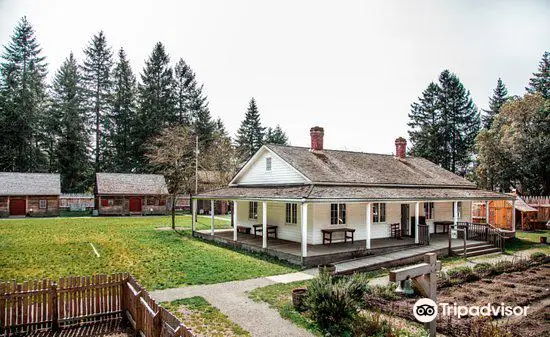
left=151, top=272, right=316, bottom=337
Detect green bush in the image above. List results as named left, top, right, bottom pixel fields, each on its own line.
left=473, top=263, right=496, bottom=277
left=447, top=266, right=480, bottom=282
left=305, top=271, right=370, bottom=335
left=351, top=312, right=428, bottom=337
left=493, top=260, right=515, bottom=274
left=366, top=283, right=401, bottom=301
left=512, top=257, right=531, bottom=271
left=530, top=252, right=547, bottom=263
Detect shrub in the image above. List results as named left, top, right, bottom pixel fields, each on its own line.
left=305, top=271, right=370, bottom=335
left=530, top=252, right=547, bottom=263
left=512, top=257, right=531, bottom=271
left=473, top=263, right=496, bottom=277
left=447, top=266, right=480, bottom=282
left=366, top=283, right=402, bottom=301
left=351, top=312, right=429, bottom=337
left=493, top=260, right=514, bottom=274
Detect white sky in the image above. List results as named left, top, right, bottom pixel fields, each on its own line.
left=1, top=0, right=549, bottom=154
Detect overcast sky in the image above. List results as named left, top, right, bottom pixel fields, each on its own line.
left=1, top=0, right=549, bottom=154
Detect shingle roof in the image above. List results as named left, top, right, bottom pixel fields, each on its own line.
left=195, top=185, right=512, bottom=201
left=264, top=144, right=475, bottom=188
left=0, top=173, right=61, bottom=196
left=96, top=173, right=168, bottom=195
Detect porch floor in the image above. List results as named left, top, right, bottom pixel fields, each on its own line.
left=195, top=229, right=484, bottom=266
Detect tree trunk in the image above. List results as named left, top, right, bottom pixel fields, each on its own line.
left=171, top=193, right=176, bottom=230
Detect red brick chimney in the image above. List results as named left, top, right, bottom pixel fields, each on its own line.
left=310, top=126, right=324, bottom=153
left=395, top=137, right=407, bottom=159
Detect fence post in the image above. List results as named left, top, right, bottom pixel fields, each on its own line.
left=153, top=309, right=163, bottom=337
left=484, top=226, right=488, bottom=241
left=51, top=282, right=59, bottom=331
left=134, top=290, right=143, bottom=335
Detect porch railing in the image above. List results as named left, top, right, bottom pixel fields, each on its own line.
left=455, top=222, right=506, bottom=252
left=418, top=224, right=429, bottom=245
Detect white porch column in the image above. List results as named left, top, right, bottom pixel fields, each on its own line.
left=301, top=203, right=308, bottom=257
left=511, top=198, right=516, bottom=231
left=414, top=201, right=420, bottom=244
left=233, top=201, right=238, bottom=241
left=453, top=201, right=458, bottom=228
left=485, top=200, right=490, bottom=224
left=210, top=200, right=215, bottom=235
left=366, top=202, right=372, bottom=249
left=262, top=201, right=268, bottom=248
left=191, top=198, right=197, bottom=232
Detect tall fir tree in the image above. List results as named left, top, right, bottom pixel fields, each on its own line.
left=82, top=31, right=113, bottom=173
left=526, top=51, right=549, bottom=99
left=482, top=78, right=508, bottom=129
left=173, top=58, right=194, bottom=126
left=264, top=125, right=289, bottom=145
left=50, top=53, right=91, bottom=192
left=135, top=42, right=175, bottom=171
left=109, top=48, right=137, bottom=172
left=0, top=16, right=48, bottom=172
left=235, top=98, right=265, bottom=160
left=407, top=82, right=442, bottom=163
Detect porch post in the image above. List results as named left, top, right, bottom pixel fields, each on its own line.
left=485, top=200, right=490, bottom=224
left=453, top=201, right=458, bottom=227
left=191, top=198, right=197, bottom=232
left=366, top=202, right=372, bottom=249
left=301, top=203, right=308, bottom=257
left=511, top=198, right=516, bottom=231
left=210, top=200, right=215, bottom=235
left=233, top=201, right=238, bottom=241
left=414, top=201, right=419, bottom=244
left=262, top=201, right=268, bottom=249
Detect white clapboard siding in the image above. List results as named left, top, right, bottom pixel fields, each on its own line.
left=234, top=148, right=308, bottom=185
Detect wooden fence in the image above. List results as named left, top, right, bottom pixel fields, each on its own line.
left=0, top=273, right=193, bottom=337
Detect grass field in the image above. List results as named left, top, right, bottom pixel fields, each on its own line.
left=505, top=229, right=550, bottom=254
left=0, top=216, right=295, bottom=290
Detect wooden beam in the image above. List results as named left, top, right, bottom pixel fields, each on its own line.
left=366, top=202, right=372, bottom=249
left=262, top=201, right=268, bottom=249
left=389, top=261, right=441, bottom=282
left=233, top=201, right=238, bottom=241
left=210, top=200, right=215, bottom=236
left=301, top=203, right=308, bottom=257
left=414, top=201, right=419, bottom=244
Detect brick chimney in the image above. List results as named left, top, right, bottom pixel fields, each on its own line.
left=310, top=126, right=324, bottom=153
left=395, top=137, right=407, bottom=159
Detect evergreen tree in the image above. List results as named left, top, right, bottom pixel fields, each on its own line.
left=173, top=58, right=194, bottom=126
left=407, top=82, right=442, bottom=164
left=82, top=31, right=113, bottom=173
left=526, top=51, right=549, bottom=99
left=109, top=48, right=137, bottom=172
left=192, top=90, right=216, bottom=147
left=0, top=16, right=48, bottom=171
left=265, top=125, right=289, bottom=145
left=135, top=42, right=175, bottom=171
left=235, top=98, right=265, bottom=160
left=482, top=78, right=508, bottom=129
left=50, top=53, right=91, bottom=192
left=438, top=70, right=480, bottom=174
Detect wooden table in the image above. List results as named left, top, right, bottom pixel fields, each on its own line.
left=236, top=225, right=251, bottom=234
left=434, top=221, right=453, bottom=234
left=252, top=224, right=278, bottom=238
left=321, top=228, right=355, bottom=245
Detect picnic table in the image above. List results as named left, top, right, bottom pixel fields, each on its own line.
left=252, top=224, right=278, bottom=238
left=321, top=228, right=355, bottom=245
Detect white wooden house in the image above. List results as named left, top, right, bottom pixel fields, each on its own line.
left=192, top=127, right=513, bottom=266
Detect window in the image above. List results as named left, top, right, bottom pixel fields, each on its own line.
left=285, top=203, right=298, bottom=224
left=265, top=157, right=272, bottom=171
left=39, top=200, right=47, bottom=209
left=372, top=203, right=386, bottom=223
left=424, top=202, right=435, bottom=220
left=248, top=201, right=258, bottom=220
left=330, top=203, right=346, bottom=225
left=452, top=202, right=462, bottom=219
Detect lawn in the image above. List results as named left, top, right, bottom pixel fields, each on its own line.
left=0, top=216, right=295, bottom=290
left=505, top=229, right=550, bottom=254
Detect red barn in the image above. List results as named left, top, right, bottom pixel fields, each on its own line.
left=0, top=172, right=61, bottom=217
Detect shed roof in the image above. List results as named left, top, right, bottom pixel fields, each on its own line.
left=262, top=144, right=476, bottom=188
left=0, top=172, right=61, bottom=196
left=96, top=173, right=168, bottom=195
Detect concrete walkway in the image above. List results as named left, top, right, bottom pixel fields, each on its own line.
left=151, top=271, right=316, bottom=337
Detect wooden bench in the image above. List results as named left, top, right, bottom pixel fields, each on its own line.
left=252, top=224, right=278, bottom=238
left=321, top=228, right=355, bottom=245
left=236, top=225, right=251, bottom=234
left=434, top=221, right=453, bottom=234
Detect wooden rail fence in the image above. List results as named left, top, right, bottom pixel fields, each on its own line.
left=0, top=273, right=193, bottom=337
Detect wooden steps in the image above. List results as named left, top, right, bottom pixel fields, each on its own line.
left=451, top=242, right=501, bottom=258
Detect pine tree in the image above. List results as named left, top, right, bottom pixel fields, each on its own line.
left=438, top=70, right=480, bottom=174
left=50, top=53, right=91, bottom=192
left=526, top=51, right=549, bottom=99
left=235, top=98, right=265, bottom=160
left=109, top=48, right=137, bottom=172
left=0, top=16, right=48, bottom=172
left=135, top=42, right=175, bottom=171
left=482, top=78, right=508, bottom=129
left=82, top=31, right=113, bottom=173
left=192, top=90, right=216, bottom=147
left=173, top=58, right=194, bottom=126
left=265, top=125, right=289, bottom=145
left=408, top=82, right=442, bottom=163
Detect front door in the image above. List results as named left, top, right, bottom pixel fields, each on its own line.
left=9, top=198, right=26, bottom=216
left=129, top=197, right=142, bottom=213
left=401, top=204, right=410, bottom=236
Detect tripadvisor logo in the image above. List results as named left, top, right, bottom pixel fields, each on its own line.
left=413, top=298, right=529, bottom=322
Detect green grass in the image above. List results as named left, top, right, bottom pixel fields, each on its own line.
left=0, top=216, right=295, bottom=290
left=505, top=230, right=550, bottom=254
left=162, top=297, right=250, bottom=337
left=59, top=210, right=93, bottom=217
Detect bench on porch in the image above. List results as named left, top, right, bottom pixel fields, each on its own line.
left=236, top=225, right=251, bottom=234
left=252, top=224, right=278, bottom=238
left=434, top=221, right=453, bottom=234
left=322, top=228, right=355, bottom=245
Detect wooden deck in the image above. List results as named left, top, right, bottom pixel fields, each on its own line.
left=194, top=229, right=483, bottom=267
